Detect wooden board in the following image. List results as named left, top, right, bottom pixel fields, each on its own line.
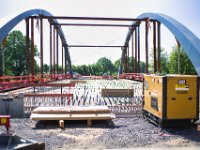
left=70, top=80, right=87, bottom=84
left=101, top=89, right=134, bottom=97
left=30, top=106, right=115, bottom=121
left=30, top=113, right=115, bottom=120
left=32, top=106, right=110, bottom=114
left=59, top=120, right=64, bottom=128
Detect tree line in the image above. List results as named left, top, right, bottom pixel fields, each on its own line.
left=0, top=30, right=197, bottom=76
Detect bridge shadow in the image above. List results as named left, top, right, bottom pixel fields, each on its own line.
left=158, top=125, right=200, bottom=144
left=143, top=117, right=200, bottom=144
left=162, top=125, right=200, bottom=143
left=33, top=120, right=116, bottom=129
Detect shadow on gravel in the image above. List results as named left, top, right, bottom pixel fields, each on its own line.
left=162, top=126, right=200, bottom=144
left=33, top=120, right=117, bottom=129
left=144, top=117, right=200, bottom=144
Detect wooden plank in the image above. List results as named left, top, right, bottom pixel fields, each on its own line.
left=30, top=113, right=115, bottom=120
left=197, top=125, right=200, bottom=131
left=102, top=89, right=134, bottom=97
left=59, top=120, right=64, bottom=129
left=87, top=120, right=92, bottom=127
left=32, top=106, right=110, bottom=114
left=70, top=80, right=87, bottom=84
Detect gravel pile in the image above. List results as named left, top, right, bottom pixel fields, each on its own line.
left=95, top=118, right=172, bottom=148
left=2, top=118, right=200, bottom=149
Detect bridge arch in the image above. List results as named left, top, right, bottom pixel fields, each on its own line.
left=123, top=13, right=200, bottom=75
left=0, top=9, right=72, bottom=73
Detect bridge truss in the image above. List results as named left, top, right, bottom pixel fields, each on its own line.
left=0, top=9, right=200, bottom=91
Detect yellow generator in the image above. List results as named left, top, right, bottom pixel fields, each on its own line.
left=143, top=74, right=199, bottom=126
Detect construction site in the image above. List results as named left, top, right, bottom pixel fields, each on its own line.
left=1, top=3, right=200, bottom=150
left=1, top=77, right=200, bottom=149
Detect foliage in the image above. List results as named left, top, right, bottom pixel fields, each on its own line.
left=43, top=64, right=50, bottom=73
left=96, top=57, right=115, bottom=75
left=72, top=57, right=116, bottom=76
left=150, top=47, right=169, bottom=74
left=168, top=46, right=197, bottom=75
left=0, top=30, right=39, bottom=76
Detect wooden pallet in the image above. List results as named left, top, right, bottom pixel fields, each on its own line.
left=30, top=106, right=115, bottom=128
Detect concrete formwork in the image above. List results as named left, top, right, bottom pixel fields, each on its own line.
left=0, top=94, right=24, bottom=118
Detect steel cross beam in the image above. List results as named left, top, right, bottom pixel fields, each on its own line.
left=51, top=23, right=136, bottom=28
left=67, top=45, right=124, bottom=48
left=38, top=16, right=146, bottom=22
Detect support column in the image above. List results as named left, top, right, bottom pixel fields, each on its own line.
left=31, top=18, right=35, bottom=75
left=153, top=21, right=157, bottom=73
left=176, top=39, right=181, bottom=74
left=119, top=47, right=124, bottom=74
left=25, top=18, right=30, bottom=75
left=127, top=46, right=130, bottom=73
left=62, top=44, right=64, bottom=74
left=53, top=26, right=56, bottom=74
left=50, top=24, right=52, bottom=74
left=157, top=21, right=161, bottom=73
left=145, top=19, right=149, bottom=73
left=135, top=28, right=138, bottom=73
left=40, top=18, right=43, bottom=77
left=0, top=38, right=6, bottom=76
left=64, top=46, right=67, bottom=74
left=124, top=47, right=128, bottom=73
left=131, top=30, right=134, bottom=73
left=56, top=27, right=59, bottom=73
left=137, top=25, right=140, bottom=73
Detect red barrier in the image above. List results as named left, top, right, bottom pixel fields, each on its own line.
left=119, top=73, right=144, bottom=81
left=0, top=74, right=72, bottom=92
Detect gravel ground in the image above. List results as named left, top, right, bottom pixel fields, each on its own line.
left=1, top=118, right=200, bottom=150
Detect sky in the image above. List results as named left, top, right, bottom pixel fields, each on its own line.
left=0, top=0, right=200, bottom=66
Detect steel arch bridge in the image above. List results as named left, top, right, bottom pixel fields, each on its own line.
left=0, top=9, right=72, bottom=76
left=0, top=9, right=200, bottom=90
left=120, top=12, right=200, bottom=76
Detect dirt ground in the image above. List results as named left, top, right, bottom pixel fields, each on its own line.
left=1, top=118, right=200, bottom=150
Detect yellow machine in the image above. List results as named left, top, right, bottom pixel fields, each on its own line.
left=143, top=74, right=199, bottom=126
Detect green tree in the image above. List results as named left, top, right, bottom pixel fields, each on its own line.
left=150, top=48, right=169, bottom=74
left=114, top=57, right=146, bottom=73
left=168, top=46, right=197, bottom=75
left=140, top=61, right=146, bottom=73
left=72, top=65, right=89, bottom=75
left=96, top=57, right=115, bottom=75
left=0, top=30, right=39, bottom=76
left=43, top=64, right=50, bottom=73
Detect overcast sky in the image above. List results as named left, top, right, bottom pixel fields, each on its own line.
left=1, top=0, right=200, bottom=65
